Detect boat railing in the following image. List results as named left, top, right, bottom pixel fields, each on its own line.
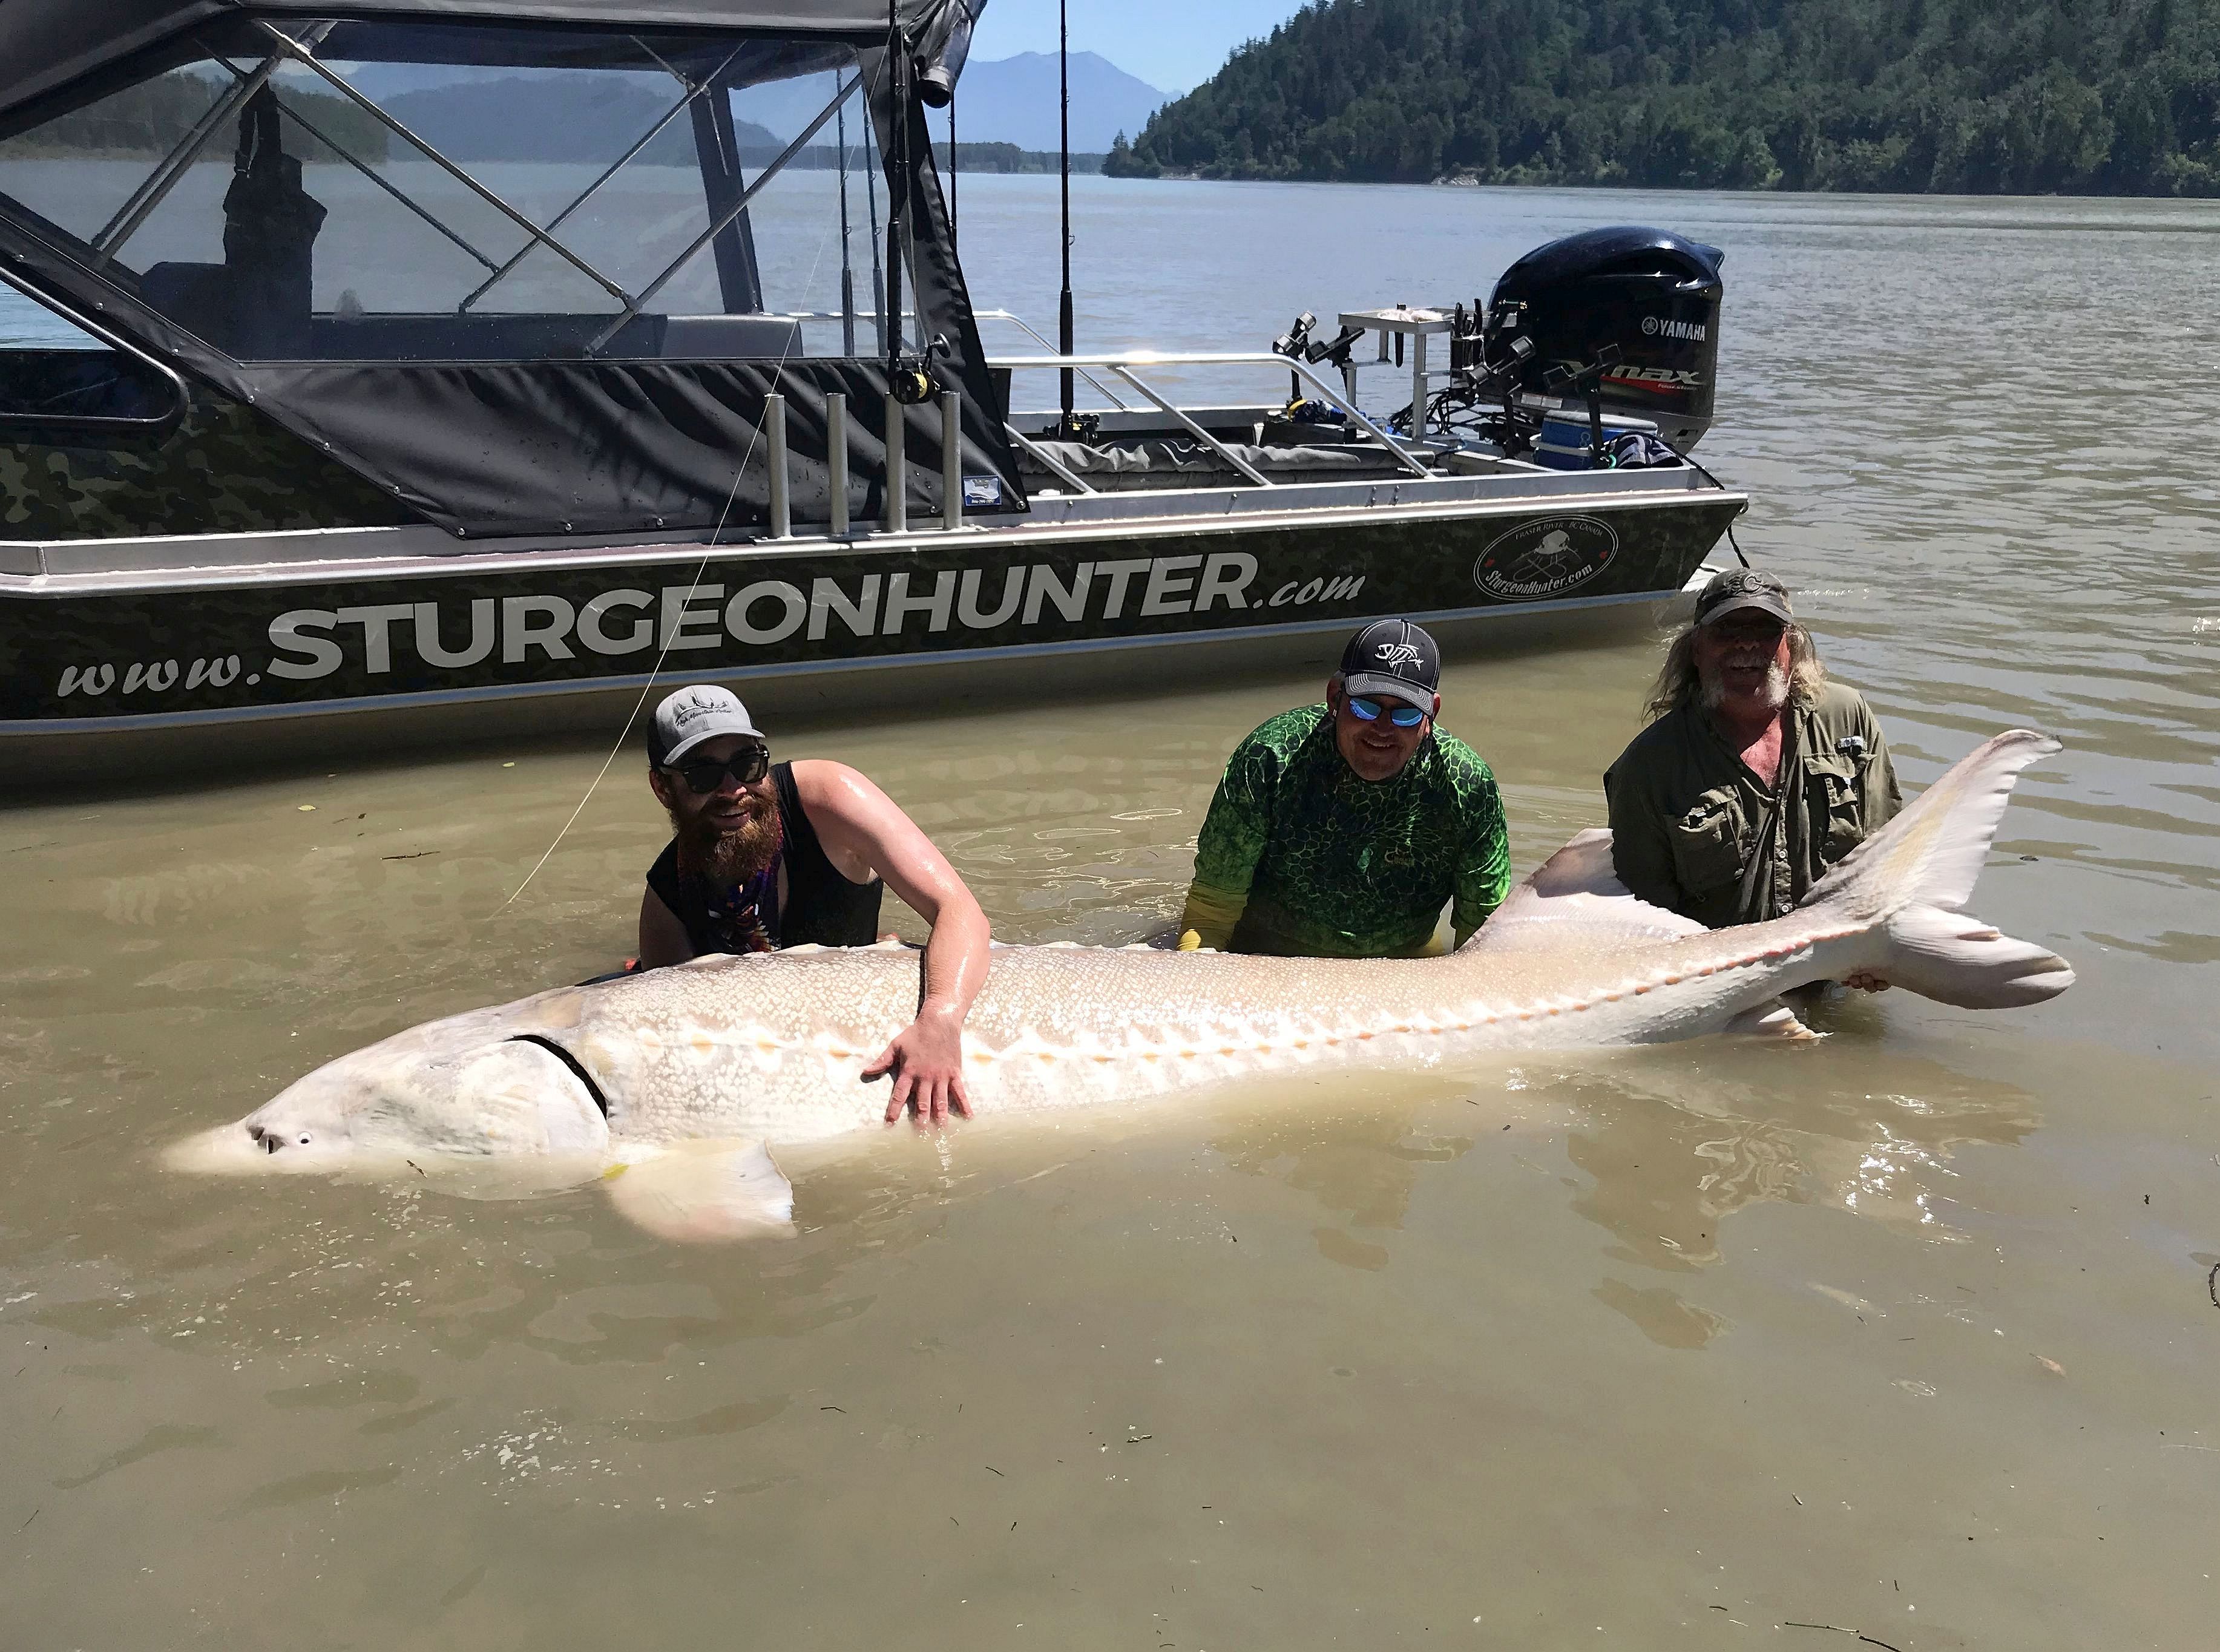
left=771, top=309, right=1138, bottom=411
left=985, top=350, right=1434, bottom=487
left=759, top=313, right=1431, bottom=496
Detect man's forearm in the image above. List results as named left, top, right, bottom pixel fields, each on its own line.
left=918, top=897, right=991, bottom=1026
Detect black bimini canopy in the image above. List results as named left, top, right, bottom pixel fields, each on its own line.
left=0, top=0, right=980, bottom=126
left=0, top=0, right=1016, bottom=540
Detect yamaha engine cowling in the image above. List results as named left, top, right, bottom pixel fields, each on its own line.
left=1488, top=226, right=1723, bottom=449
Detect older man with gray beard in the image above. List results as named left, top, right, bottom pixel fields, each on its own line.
left=1604, top=569, right=1902, bottom=964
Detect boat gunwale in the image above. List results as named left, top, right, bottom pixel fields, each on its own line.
left=0, top=468, right=1741, bottom=594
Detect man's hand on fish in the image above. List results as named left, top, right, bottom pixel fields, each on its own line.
left=864, top=1003, right=972, bottom=1126
left=1844, top=971, right=1891, bottom=992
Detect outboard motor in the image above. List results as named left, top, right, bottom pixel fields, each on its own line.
left=1486, top=226, right=1723, bottom=449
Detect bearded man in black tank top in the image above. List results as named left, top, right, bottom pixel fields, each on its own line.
left=637, top=685, right=990, bottom=1126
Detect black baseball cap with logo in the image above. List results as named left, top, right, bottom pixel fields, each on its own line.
left=1338, top=618, right=1441, bottom=713
left=1692, top=567, right=1795, bottom=629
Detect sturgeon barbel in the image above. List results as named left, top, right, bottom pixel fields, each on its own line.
left=194, top=731, right=2074, bottom=1238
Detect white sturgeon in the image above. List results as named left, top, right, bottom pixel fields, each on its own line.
left=187, top=730, right=2073, bottom=1239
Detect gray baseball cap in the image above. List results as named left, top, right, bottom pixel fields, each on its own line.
left=1692, top=567, right=1795, bottom=629
left=649, top=684, right=761, bottom=767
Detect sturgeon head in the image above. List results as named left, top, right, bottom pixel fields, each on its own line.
left=231, top=995, right=611, bottom=1169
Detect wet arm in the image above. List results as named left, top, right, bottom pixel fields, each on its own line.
left=800, top=763, right=990, bottom=1125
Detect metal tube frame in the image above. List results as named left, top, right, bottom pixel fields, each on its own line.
left=208, top=56, right=504, bottom=276
left=1000, top=419, right=1095, bottom=494
left=1109, top=365, right=1272, bottom=487
left=586, top=74, right=861, bottom=355
left=827, top=392, right=852, bottom=534
left=254, top=22, right=634, bottom=309
left=882, top=390, right=907, bottom=531
left=992, top=350, right=1433, bottom=479
left=941, top=389, right=962, bottom=529
left=765, top=392, right=791, bottom=538
left=458, top=42, right=748, bottom=314
left=0, top=261, right=191, bottom=438
left=90, top=23, right=336, bottom=266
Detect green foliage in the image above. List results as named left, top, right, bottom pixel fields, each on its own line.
left=1103, top=0, right=2220, bottom=195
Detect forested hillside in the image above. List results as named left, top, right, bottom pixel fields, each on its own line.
left=1105, top=0, right=2220, bottom=194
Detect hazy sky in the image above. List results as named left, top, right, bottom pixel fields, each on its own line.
left=968, top=0, right=1309, bottom=95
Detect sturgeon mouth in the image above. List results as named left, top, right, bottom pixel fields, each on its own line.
left=246, top=1122, right=315, bottom=1153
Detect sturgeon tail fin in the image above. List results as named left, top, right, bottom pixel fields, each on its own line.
left=1804, top=729, right=2075, bottom=1009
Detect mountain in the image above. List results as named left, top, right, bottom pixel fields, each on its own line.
left=381, top=75, right=778, bottom=164
left=1108, top=0, right=2220, bottom=197
left=941, top=52, right=1169, bottom=152
left=667, top=53, right=1167, bottom=153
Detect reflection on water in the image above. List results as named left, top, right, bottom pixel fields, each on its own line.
left=1566, top=1041, right=2040, bottom=1268
left=1547, top=1040, right=2040, bottom=1348
left=7, top=180, right=2220, bottom=1646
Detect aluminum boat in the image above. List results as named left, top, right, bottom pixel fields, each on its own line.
left=0, top=0, right=1745, bottom=781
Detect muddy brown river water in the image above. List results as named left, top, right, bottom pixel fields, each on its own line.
left=4, top=181, right=2219, bottom=1650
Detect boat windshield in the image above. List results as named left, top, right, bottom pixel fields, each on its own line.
left=0, top=18, right=893, bottom=364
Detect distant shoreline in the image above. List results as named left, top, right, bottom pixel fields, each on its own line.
left=2, top=142, right=1110, bottom=175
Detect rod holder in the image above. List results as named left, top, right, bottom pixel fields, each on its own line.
left=826, top=392, right=850, bottom=536
left=883, top=390, right=907, bottom=533
left=941, top=390, right=963, bottom=531
left=764, top=393, right=791, bottom=539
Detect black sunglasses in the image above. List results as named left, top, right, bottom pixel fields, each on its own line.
left=668, top=744, right=770, bottom=795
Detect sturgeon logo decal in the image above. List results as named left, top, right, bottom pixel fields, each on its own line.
left=1473, top=517, right=1619, bottom=601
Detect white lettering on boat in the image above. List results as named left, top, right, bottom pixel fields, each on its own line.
left=59, top=550, right=1360, bottom=700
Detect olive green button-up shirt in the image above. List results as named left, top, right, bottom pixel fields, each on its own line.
left=1603, top=681, right=1902, bottom=929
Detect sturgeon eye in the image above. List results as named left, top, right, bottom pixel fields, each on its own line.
left=297, top=1133, right=313, bottom=1147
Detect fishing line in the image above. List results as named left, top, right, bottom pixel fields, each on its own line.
left=501, top=63, right=881, bottom=912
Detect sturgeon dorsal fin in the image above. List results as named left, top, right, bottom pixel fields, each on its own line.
left=1463, top=828, right=1710, bottom=955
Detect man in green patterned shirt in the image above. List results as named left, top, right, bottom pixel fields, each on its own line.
left=1178, top=620, right=1512, bottom=957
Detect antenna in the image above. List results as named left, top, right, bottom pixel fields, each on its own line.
left=1057, top=0, right=1074, bottom=431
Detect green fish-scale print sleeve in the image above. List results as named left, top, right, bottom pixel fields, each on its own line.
left=1190, top=730, right=1279, bottom=897
left=1449, top=758, right=1512, bottom=946
left=1181, top=723, right=1289, bottom=948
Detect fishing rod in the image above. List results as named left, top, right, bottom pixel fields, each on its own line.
left=837, top=97, right=856, bottom=356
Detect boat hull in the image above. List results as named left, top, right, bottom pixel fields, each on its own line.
left=0, top=485, right=1741, bottom=784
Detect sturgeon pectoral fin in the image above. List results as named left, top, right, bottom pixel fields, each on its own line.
left=1719, top=1000, right=1821, bottom=1040
left=603, top=1140, right=796, bottom=1243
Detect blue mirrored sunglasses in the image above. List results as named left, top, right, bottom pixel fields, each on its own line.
left=1347, top=695, right=1427, bottom=729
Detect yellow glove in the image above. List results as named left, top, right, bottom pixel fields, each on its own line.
left=1177, top=883, right=1247, bottom=953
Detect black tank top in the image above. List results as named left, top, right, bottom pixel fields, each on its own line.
left=646, top=761, right=884, bottom=954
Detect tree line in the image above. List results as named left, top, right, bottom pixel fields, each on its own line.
left=2, top=71, right=392, bottom=164
left=1105, top=0, right=2220, bottom=195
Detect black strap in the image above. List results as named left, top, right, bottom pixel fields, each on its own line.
left=507, top=1034, right=610, bottom=1118
left=1737, top=799, right=1779, bottom=921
